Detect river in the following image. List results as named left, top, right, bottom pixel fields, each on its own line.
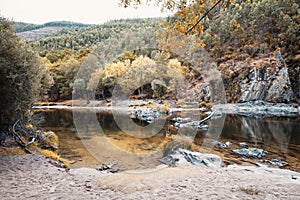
left=36, top=108, right=300, bottom=172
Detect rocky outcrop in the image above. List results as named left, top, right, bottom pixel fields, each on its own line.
left=265, top=66, right=293, bottom=102
left=239, top=52, right=294, bottom=103
left=287, top=54, right=300, bottom=103
left=195, top=51, right=299, bottom=104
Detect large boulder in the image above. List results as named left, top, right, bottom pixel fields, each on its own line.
left=159, top=148, right=222, bottom=168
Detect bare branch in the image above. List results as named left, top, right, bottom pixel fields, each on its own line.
left=185, top=0, right=223, bottom=35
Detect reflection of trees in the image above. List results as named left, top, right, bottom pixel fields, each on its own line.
left=222, top=115, right=295, bottom=153
left=39, top=110, right=74, bottom=128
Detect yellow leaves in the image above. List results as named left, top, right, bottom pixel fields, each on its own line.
left=40, top=150, right=70, bottom=168
left=25, top=124, right=34, bottom=130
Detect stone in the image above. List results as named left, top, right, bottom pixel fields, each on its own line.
left=212, top=141, right=226, bottom=148
left=159, top=148, right=222, bottom=168
left=239, top=57, right=294, bottom=103
left=232, top=148, right=268, bottom=159
left=130, top=108, right=160, bottom=123
left=265, top=67, right=294, bottom=102
left=239, top=142, right=248, bottom=148
left=212, top=141, right=232, bottom=148
left=225, top=141, right=232, bottom=147
left=172, top=117, right=191, bottom=123
left=265, top=159, right=288, bottom=167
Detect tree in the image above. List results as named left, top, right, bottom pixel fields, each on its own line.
left=0, top=16, right=52, bottom=127
left=151, top=79, right=167, bottom=98
left=120, top=1, right=249, bottom=48
left=120, top=0, right=299, bottom=60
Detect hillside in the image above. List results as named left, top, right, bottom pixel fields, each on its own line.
left=23, top=1, right=299, bottom=104
left=14, top=21, right=92, bottom=41
left=29, top=18, right=162, bottom=55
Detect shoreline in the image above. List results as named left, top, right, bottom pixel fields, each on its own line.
left=33, top=100, right=300, bottom=117
left=0, top=154, right=299, bottom=199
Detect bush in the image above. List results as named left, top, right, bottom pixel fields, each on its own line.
left=0, top=16, right=51, bottom=127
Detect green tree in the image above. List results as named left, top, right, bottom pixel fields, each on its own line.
left=0, top=16, right=52, bottom=127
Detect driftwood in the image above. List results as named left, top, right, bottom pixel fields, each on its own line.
left=173, top=111, right=214, bottom=129
left=12, top=117, right=57, bottom=151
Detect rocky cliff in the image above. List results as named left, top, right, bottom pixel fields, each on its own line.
left=214, top=51, right=300, bottom=104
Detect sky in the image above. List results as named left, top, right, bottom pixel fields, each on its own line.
left=0, top=0, right=170, bottom=24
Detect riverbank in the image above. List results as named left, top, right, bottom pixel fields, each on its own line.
left=0, top=154, right=299, bottom=199
left=213, top=101, right=300, bottom=117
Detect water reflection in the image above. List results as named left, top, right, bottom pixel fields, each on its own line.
left=37, top=109, right=300, bottom=171
left=221, top=114, right=300, bottom=151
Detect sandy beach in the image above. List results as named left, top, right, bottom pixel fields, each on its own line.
left=0, top=154, right=299, bottom=200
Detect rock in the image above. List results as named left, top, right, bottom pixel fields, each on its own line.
left=173, top=112, right=214, bottom=129
left=240, top=80, right=268, bottom=102
left=172, top=117, right=191, bottom=123
left=265, top=67, right=294, bottom=102
left=197, top=83, right=211, bottom=102
left=174, top=121, right=207, bottom=129
left=239, top=142, right=248, bottom=148
left=233, top=148, right=268, bottom=159
left=212, top=141, right=226, bottom=148
left=265, top=159, right=288, bottom=167
left=212, top=141, right=232, bottom=148
left=130, top=108, right=160, bottom=123
left=97, top=161, right=119, bottom=173
left=225, top=141, right=232, bottom=147
left=199, top=124, right=209, bottom=130
left=159, top=148, right=222, bottom=168
left=239, top=53, right=294, bottom=103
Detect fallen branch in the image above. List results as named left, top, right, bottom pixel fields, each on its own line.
left=198, top=111, right=214, bottom=125
left=12, top=119, right=37, bottom=147
left=12, top=119, right=26, bottom=146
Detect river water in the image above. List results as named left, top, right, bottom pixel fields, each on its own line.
left=36, top=108, right=300, bottom=172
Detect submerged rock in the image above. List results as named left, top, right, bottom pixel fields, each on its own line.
left=172, top=117, right=191, bottom=123
left=159, top=148, right=222, bottom=168
left=233, top=148, right=268, bottom=159
left=173, top=112, right=214, bottom=129
left=130, top=108, right=160, bottom=123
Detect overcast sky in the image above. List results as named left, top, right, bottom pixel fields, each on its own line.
left=1, top=0, right=170, bottom=24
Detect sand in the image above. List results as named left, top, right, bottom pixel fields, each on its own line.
left=0, top=154, right=299, bottom=200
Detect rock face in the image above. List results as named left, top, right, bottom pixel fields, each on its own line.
left=265, top=67, right=293, bottom=102
left=195, top=51, right=299, bottom=104
left=239, top=55, right=294, bottom=103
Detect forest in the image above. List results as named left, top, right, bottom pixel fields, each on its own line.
left=13, top=21, right=91, bottom=33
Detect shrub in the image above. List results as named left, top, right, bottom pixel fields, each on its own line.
left=0, top=16, right=51, bottom=128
